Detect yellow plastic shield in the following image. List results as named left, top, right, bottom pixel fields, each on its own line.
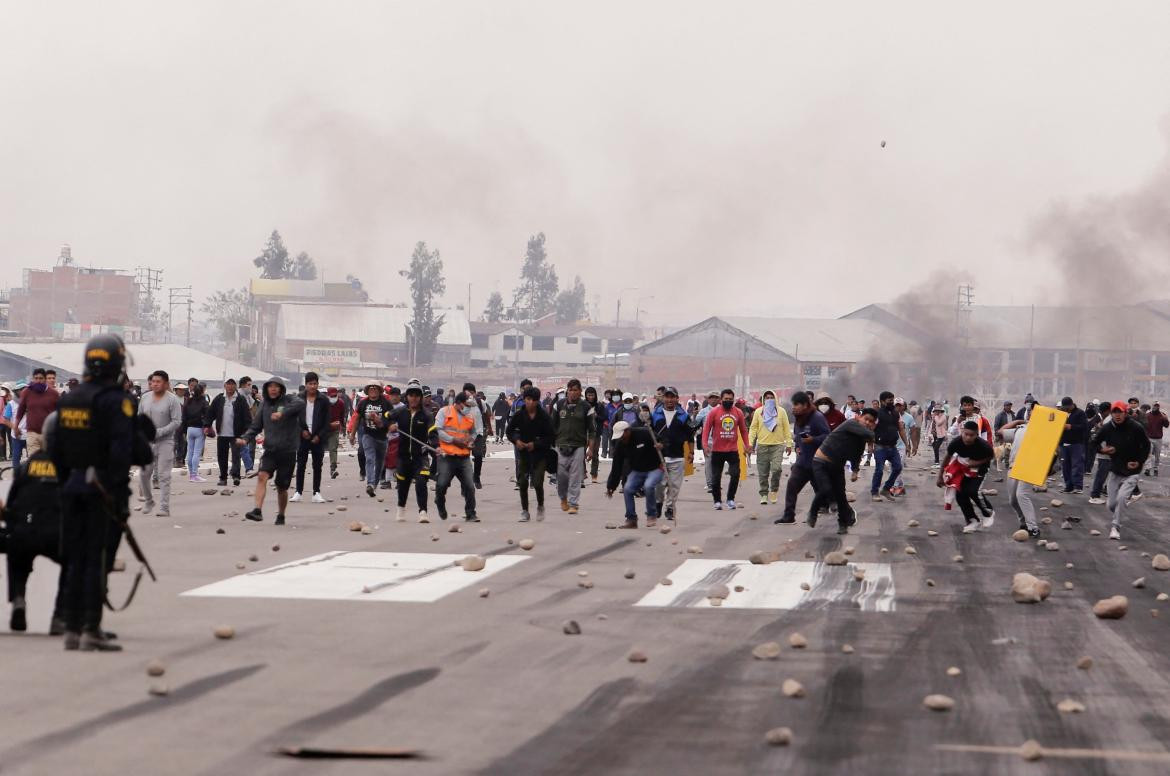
left=684, top=442, right=694, bottom=476
left=1009, top=405, right=1068, bottom=487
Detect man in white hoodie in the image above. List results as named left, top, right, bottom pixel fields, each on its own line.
left=138, top=370, right=183, bottom=517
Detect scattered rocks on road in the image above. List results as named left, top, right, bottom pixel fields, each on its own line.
left=562, top=620, right=581, bottom=635
left=708, top=584, right=730, bottom=600
left=764, top=727, right=793, bottom=746
left=1045, top=542, right=1060, bottom=552
left=734, top=585, right=745, bottom=593
left=461, top=555, right=486, bottom=572
left=1012, top=572, right=1052, bottom=603
left=431, top=534, right=440, bottom=542
left=905, top=546, right=917, bottom=556
left=348, top=521, right=363, bottom=531
left=1064, top=581, right=1074, bottom=590
left=781, top=679, right=805, bottom=698
left=1132, top=577, right=1146, bottom=589
left=248, top=554, right=258, bottom=562
left=659, top=525, right=672, bottom=534
left=923, top=694, right=954, bottom=711
left=1056, top=698, right=1085, bottom=713
left=604, top=522, right=618, bottom=530
left=1152, top=553, right=1170, bottom=571
left=148, top=683, right=170, bottom=697
left=925, top=578, right=936, bottom=587
left=478, top=588, right=490, bottom=598
left=854, top=569, right=867, bottom=582
left=752, top=642, right=782, bottom=660
left=824, top=551, right=848, bottom=566
left=844, top=546, right=856, bottom=555
left=146, top=660, right=166, bottom=677
left=624, top=569, right=636, bottom=580
left=1012, top=529, right=1029, bottom=542
left=213, top=625, right=235, bottom=640
left=953, top=555, right=964, bottom=563
left=449, top=525, right=463, bottom=533
left=627, top=649, right=648, bottom=663
left=1157, top=593, right=1169, bottom=602
left=235, top=563, right=246, bottom=570
left=687, top=545, right=704, bottom=555
left=788, top=632, right=808, bottom=649
left=1050, top=499, right=1064, bottom=508
left=519, top=538, right=535, bottom=550
left=216, top=528, right=226, bottom=535
left=927, top=530, right=939, bottom=537
left=841, top=644, right=855, bottom=654
left=271, top=544, right=280, bottom=552
left=907, top=519, right=920, bottom=528
left=1019, top=740, right=1044, bottom=761
left=946, top=666, right=961, bottom=677
left=659, top=577, right=673, bottom=586
left=336, top=505, right=347, bottom=512
left=578, top=579, right=594, bottom=589
left=1092, top=595, right=1129, bottom=619
left=800, top=582, right=811, bottom=591
left=1076, top=656, right=1093, bottom=669
left=201, top=488, right=218, bottom=496
left=1089, top=529, right=1101, bottom=537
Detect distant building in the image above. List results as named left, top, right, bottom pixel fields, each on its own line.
left=248, top=278, right=369, bottom=370
left=0, top=341, right=271, bottom=386
left=273, top=303, right=471, bottom=374
left=470, top=315, right=642, bottom=369
left=8, top=259, right=140, bottom=341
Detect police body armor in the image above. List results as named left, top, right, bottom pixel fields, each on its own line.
left=54, top=382, right=109, bottom=472
left=5, top=454, right=63, bottom=550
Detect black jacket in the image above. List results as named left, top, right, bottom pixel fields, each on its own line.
left=209, top=392, right=251, bottom=437
left=391, top=406, right=436, bottom=460
left=817, top=418, right=875, bottom=470
left=607, top=427, right=661, bottom=491
left=1060, top=407, right=1088, bottom=445
left=1091, top=417, right=1151, bottom=476
left=298, top=393, right=332, bottom=442
left=182, top=395, right=210, bottom=430
left=650, top=406, right=694, bottom=459
left=506, top=406, right=554, bottom=449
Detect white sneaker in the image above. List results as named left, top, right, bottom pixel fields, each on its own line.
left=759, top=495, right=768, bottom=505
left=311, top=492, right=325, bottom=503
left=289, top=492, right=302, bottom=503
left=418, top=511, right=430, bottom=523
left=1109, top=526, right=1121, bottom=540
left=962, top=522, right=979, bottom=534
left=1088, top=497, right=1106, bottom=505
left=980, top=511, right=995, bottom=529
left=726, top=500, right=737, bottom=510
left=714, top=502, right=723, bottom=511
left=396, top=506, right=406, bottom=522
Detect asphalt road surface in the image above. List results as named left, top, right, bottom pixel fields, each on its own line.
left=3, top=447, right=1170, bottom=775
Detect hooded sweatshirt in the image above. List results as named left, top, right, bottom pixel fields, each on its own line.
left=241, top=379, right=305, bottom=454
left=815, top=397, right=847, bottom=430
left=791, top=406, right=831, bottom=468
left=749, top=391, right=794, bottom=448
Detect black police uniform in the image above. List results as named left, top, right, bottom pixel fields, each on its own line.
left=52, top=375, right=134, bottom=643
left=3, top=451, right=67, bottom=630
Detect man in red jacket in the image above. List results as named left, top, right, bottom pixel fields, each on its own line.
left=701, top=388, right=749, bottom=510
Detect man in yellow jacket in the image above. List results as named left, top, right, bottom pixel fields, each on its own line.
left=749, top=388, right=793, bottom=504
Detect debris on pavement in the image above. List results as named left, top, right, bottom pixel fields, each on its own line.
left=461, top=555, right=486, bottom=572
left=788, top=633, right=808, bottom=649
left=1011, top=572, right=1051, bottom=603
left=1092, top=595, right=1129, bottom=619
left=518, top=538, right=535, bottom=550
left=752, top=642, right=782, bottom=660
left=146, top=660, right=166, bottom=677
left=1019, top=740, right=1044, bottom=761
left=1076, top=656, right=1093, bottom=669
left=764, top=727, right=793, bottom=746
left=213, top=625, right=235, bottom=639
left=781, top=679, right=805, bottom=698
left=627, top=649, right=648, bottom=663
left=923, top=694, right=954, bottom=711
left=562, top=620, right=581, bottom=635
left=824, top=551, right=847, bottom=566
left=1055, top=698, right=1085, bottom=713
left=1152, top=554, right=1170, bottom=571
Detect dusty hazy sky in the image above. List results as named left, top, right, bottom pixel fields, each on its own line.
left=4, top=1, right=1170, bottom=326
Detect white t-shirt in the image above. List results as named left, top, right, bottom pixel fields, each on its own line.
left=305, top=397, right=316, bottom=434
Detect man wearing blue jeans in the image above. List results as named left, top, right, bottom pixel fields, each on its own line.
left=870, top=391, right=908, bottom=501
left=352, top=383, right=394, bottom=497
left=606, top=420, right=664, bottom=528
left=1058, top=396, right=1088, bottom=493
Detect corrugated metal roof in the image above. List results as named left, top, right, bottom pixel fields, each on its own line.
left=275, top=304, right=471, bottom=346
left=249, top=278, right=325, bottom=298
left=0, top=342, right=272, bottom=383
left=720, top=316, right=923, bottom=363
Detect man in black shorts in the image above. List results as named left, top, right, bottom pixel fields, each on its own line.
left=238, top=377, right=304, bottom=525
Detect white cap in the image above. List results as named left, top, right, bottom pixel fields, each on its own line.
left=622, top=392, right=634, bottom=401
left=611, top=420, right=631, bottom=437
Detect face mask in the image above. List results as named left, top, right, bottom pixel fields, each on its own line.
left=721, top=400, right=733, bottom=410
left=623, top=401, right=633, bottom=408
left=764, top=399, right=776, bottom=411
left=817, top=404, right=829, bottom=413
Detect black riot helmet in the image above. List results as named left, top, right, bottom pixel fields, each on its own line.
left=82, top=333, right=127, bottom=382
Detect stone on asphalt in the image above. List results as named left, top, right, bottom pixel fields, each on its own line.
left=337, top=505, right=347, bottom=512
left=923, top=694, right=954, bottom=711
left=953, top=555, right=964, bottom=563
left=562, top=620, right=581, bottom=635
left=925, top=578, right=935, bottom=587
left=1060, top=520, right=1072, bottom=530
left=146, top=660, right=166, bottom=677
left=659, top=525, right=672, bottom=534
left=604, top=522, right=617, bottom=530
left=687, top=545, right=703, bottom=554
left=1157, top=593, right=1169, bottom=602
left=235, top=563, right=245, bottom=570
left=578, top=579, right=594, bottom=589
left=1132, top=577, right=1146, bottom=589
left=800, top=582, right=811, bottom=591
left=946, top=666, right=961, bottom=677
left=750, top=549, right=780, bottom=564
left=1064, top=581, right=1074, bottom=590
left=216, top=528, right=225, bottom=534
left=624, top=568, right=636, bottom=579
left=907, top=519, right=919, bottom=528
left=708, top=584, right=730, bottom=600
left=1056, top=698, right=1085, bottom=713
left=461, top=555, right=486, bottom=572
left=844, top=546, right=855, bottom=555
left=348, top=521, right=362, bottom=531
left=927, top=530, right=938, bottom=537
left=824, top=551, right=848, bottom=566
left=361, top=527, right=373, bottom=535
left=788, top=632, right=808, bottom=649
left=449, top=525, right=462, bottom=533
left=478, top=588, right=490, bottom=598
left=1046, top=542, right=1059, bottom=551
left=880, top=547, right=889, bottom=554
left=764, top=727, right=793, bottom=746
left=248, top=554, right=258, bottom=562
left=1092, top=595, right=1129, bottom=619
left=1041, top=517, right=1053, bottom=525
left=659, top=577, right=673, bottom=586
left=148, top=683, right=170, bottom=697
left=1011, top=572, right=1052, bottom=603
left=1050, top=499, right=1064, bottom=507
left=854, top=569, right=866, bottom=581
left=781, top=678, right=805, bottom=698
left=734, top=585, right=745, bottom=592
left=841, top=644, right=855, bottom=654
left=431, top=534, right=440, bottom=542
left=1089, top=529, right=1101, bottom=537
left=1019, top=740, right=1043, bottom=761
left=1066, top=562, right=1074, bottom=569
left=213, top=625, right=235, bottom=639
left=271, top=544, right=280, bottom=552
left=577, top=570, right=589, bottom=577
left=752, top=641, right=782, bottom=660
left=1152, top=553, right=1170, bottom=571
left=1076, top=656, right=1093, bottom=669
left=519, top=538, right=535, bottom=550
left=905, top=546, right=917, bottom=555
left=1012, top=529, right=1029, bottom=542
left=627, top=649, right=648, bottom=663
left=201, top=488, right=218, bottom=495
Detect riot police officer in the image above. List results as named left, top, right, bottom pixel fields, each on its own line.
left=51, top=334, right=135, bottom=652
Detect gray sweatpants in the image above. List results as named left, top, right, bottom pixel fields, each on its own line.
left=1008, top=478, right=1037, bottom=531
left=1105, top=472, right=1140, bottom=528
left=140, top=437, right=175, bottom=512
left=557, top=446, right=585, bottom=506
left=655, top=459, right=685, bottom=516
left=1148, top=439, right=1162, bottom=472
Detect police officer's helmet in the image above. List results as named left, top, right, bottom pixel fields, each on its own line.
left=82, top=334, right=127, bottom=381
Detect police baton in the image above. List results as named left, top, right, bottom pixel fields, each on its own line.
left=85, top=467, right=157, bottom=583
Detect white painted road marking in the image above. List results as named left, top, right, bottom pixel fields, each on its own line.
left=181, top=551, right=530, bottom=603
left=634, top=559, right=896, bottom=612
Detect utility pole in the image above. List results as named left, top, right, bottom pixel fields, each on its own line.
left=135, top=267, right=163, bottom=341
left=167, top=286, right=192, bottom=346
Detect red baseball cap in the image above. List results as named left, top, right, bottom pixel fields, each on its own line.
left=1110, top=400, right=1128, bottom=413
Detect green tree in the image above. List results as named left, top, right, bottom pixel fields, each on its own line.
left=292, top=251, right=318, bottom=280
left=554, top=276, right=588, bottom=324
left=407, top=241, right=446, bottom=365
left=201, top=287, right=250, bottom=342
left=511, top=232, right=558, bottom=320
left=483, top=291, right=505, bottom=322
left=253, top=230, right=291, bottom=278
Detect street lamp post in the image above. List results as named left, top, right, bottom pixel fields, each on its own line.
left=616, top=286, right=639, bottom=326
left=635, top=295, right=655, bottom=323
